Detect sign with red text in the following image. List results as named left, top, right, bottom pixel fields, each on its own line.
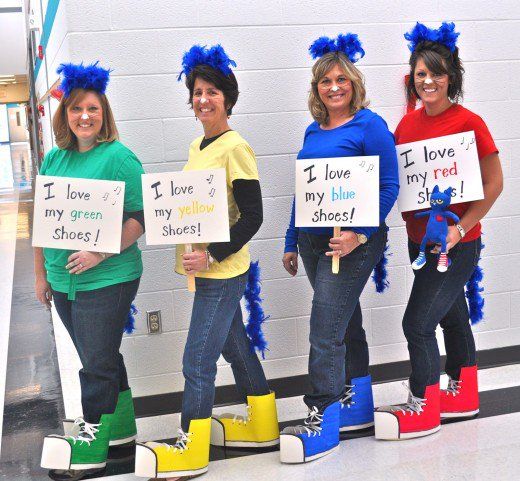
left=295, top=156, right=379, bottom=227
left=142, top=169, right=229, bottom=245
left=32, top=175, right=125, bottom=253
left=397, top=131, right=484, bottom=213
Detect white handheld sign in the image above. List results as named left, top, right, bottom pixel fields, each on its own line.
left=295, top=156, right=380, bottom=228
left=32, top=175, right=125, bottom=253
left=142, top=169, right=230, bottom=245
left=396, top=131, right=484, bottom=213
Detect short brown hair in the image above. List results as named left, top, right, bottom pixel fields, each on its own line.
left=185, top=64, right=239, bottom=116
left=308, top=51, right=369, bottom=126
left=407, top=41, right=464, bottom=104
left=52, top=89, right=118, bottom=150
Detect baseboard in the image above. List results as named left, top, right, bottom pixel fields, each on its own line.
left=133, top=344, right=520, bottom=418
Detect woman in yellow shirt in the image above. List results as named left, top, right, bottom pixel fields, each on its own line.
left=135, top=45, right=279, bottom=480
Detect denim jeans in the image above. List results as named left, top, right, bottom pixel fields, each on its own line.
left=52, top=278, right=140, bottom=423
left=298, top=226, right=387, bottom=411
left=404, top=238, right=481, bottom=398
left=181, top=271, right=270, bottom=431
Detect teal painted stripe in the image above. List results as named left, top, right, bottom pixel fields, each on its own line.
left=34, top=0, right=61, bottom=80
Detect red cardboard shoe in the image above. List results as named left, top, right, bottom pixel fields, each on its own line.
left=441, top=365, right=479, bottom=418
left=375, top=383, right=440, bottom=440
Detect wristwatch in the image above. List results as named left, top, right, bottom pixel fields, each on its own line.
left=356, top=233, right=368, bottom=244
left=98, top=252, right=108, bottom=260
left=205, top=250, right=215, bottom=270
left=455, top=224, right=466, bottom=239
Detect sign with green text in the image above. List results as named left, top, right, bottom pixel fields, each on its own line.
left=32, top=175, right=125, bottom=253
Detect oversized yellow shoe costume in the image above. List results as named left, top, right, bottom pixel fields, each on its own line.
left=134, top=418, right=210, bottom=478
left=211, top=392, right=280, bottom=448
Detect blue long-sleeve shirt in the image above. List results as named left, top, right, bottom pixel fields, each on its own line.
left=284, top=108, right=399, bottom=253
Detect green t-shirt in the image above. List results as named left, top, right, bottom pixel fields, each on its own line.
left=39, top=141, right=144, bottom=299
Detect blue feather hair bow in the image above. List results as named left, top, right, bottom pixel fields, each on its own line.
left=178, top=44, right=237, bottom=81
left=309, top=33, right=365, bottom=63
left=57, top=61, right=111, bottom=98
left=404, top=22, right=460, bottom=53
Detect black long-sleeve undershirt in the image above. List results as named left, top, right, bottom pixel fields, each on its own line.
left=207, top=179, right=263, bottom=262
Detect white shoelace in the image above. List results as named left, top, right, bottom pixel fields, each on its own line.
left=286, top=406, right=323, bottom=437
left=231, top=405, right=252, bottom=425
left=340, top=384, right=356, bottom=408
left=159, top=428, right=193, bottom=453
left=446, top=378, right=462, bottom=396
left=390, top=382, right=427, bottom=415
left=67, top=417, right=100, bottom=445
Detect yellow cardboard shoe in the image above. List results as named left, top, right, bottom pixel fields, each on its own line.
left=211, top=391, right=280, bottom=448
left=134, top=418, right=210, bottom=478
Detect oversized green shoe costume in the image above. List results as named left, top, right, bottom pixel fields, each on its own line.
left=42, top=390, right=137, bottom=472
left=62, top=389, right=137, bottom=447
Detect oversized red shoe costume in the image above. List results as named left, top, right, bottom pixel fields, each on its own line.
left=441, top=365, right=479, bottom=418
left=375, top=383, right=440, bottom=440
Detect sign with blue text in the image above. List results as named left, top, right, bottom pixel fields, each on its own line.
left=295, top=156, right=380, bottom=227
left=396, top=131, right=484, bottom=213
left=142, top=169, right=229, bottom=245
left=32, top=175, right=125, bottom=253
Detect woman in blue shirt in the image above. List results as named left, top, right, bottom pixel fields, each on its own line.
left=280, top=34, right=399, bottom=463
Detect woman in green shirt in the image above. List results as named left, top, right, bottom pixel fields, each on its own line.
left=38, top=63, right=145, bottom=479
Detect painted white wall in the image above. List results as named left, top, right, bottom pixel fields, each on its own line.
left=0, top=1, right=27, bottom=76
left=37, top=0, right=520, bottom=403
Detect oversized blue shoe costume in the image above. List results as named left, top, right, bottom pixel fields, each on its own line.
left=280, top=402, right=340, bottom=463
left=339, top=375, right=375, bottom=431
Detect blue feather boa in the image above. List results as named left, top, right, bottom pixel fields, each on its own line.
left=309, top=32, right=365, bottom=63
left=465, top=243, right=485, bottom=325
left=57, top=62, right=111, bottom=98
left=124, top=303, right=138, bottom=334
left=404, top=22, right=460, bottom=53
left=244, top=261, right=269, bottom=359
left=372, top=243, right=390, bottom=293
left=178, top=44, right=237, bottom=81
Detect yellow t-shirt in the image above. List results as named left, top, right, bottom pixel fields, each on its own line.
left=175, top=131, right=259, bottom=279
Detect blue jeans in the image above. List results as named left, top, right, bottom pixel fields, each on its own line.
left=52, top=278, right=140, bottom=423
left=181, top=271, right=270, bottom=431
left=298, top=226, right=387, bottom=411
left=404, top=238, right=481, bottom=397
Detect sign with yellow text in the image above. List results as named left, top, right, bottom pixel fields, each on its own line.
left=142, top=169, right=230, bottom=245
left=32, top=175, right=125, bottom=253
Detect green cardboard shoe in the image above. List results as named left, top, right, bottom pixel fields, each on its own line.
left=41, top=413, right=113, bottom=472
left=62, top=389, right=137, bottom=447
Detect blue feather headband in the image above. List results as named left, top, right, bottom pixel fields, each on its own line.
left=404, top=22, right=460, bottom=53
left=178, top=44, right=237, bottom=81
left=57, top=61, right=111, bottom=98
left=309, top=33, right=365, bottom=63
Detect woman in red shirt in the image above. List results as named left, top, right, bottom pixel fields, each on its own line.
left=375, top=22, right=503, bottom=440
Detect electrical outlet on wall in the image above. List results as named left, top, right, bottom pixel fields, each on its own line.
left=147, top=310, right=162, bottom=334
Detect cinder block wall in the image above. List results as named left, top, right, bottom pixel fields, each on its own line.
left=40, top=0, right=520, bottom=398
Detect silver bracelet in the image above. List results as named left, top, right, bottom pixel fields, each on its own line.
left=455, top=224, right=466, bottom=239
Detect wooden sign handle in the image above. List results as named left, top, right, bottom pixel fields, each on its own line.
left=332, top=226, right=341, bottom=274
left=185, top=243, right=196, bottom=292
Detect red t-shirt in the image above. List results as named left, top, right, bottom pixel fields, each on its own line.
left=395, top=104, right=498, bottom=243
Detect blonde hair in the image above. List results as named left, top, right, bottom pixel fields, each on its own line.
left=308, top=51, right=369, bottom=126
left=52, top=89, right=119, bottom=150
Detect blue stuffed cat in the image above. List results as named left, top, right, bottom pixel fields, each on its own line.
left=412, top=185, right=460, bottom=273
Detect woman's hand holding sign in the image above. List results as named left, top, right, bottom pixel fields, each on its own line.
left=66, top=250, right=105, bottom=274
left=327, top=230, right=360, bottom=258
left=182, top=249, right=210, bottom=274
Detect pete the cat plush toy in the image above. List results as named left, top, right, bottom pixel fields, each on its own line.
left=412, top=185, right=459, bottom=273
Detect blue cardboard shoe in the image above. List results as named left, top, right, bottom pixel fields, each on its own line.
left=339, top=375, right=375, bottom=431
left=279, top=402, right=340, bottom=463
